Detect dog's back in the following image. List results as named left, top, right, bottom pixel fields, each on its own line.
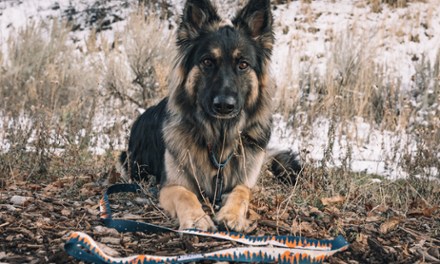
left=120, top=98, right=168, bottom=183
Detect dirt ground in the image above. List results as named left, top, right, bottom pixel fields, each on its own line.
left=0, top=169, right=439, bottom=264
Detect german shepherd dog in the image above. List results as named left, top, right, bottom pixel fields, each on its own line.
left=121, top=0, right=300, bottom=232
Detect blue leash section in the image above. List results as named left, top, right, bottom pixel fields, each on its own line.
left=65, top=183, right=349, bottom=263
left=99, top=184, right=174, bottom=233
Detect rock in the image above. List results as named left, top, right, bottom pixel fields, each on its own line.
left=1, top=204, right=18, bottom=212
left=100, top=237, right=120, bottom=245
left=134, top=197, right=151, bottom=205
left=10, top=196, right=33, bottom=206
left=93, top=225, right=119, bottom=236
left=96, top=241, right=119, bottom=257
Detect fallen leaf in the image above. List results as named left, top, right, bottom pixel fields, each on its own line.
left=408, top=206, right=439, bottom=217
left=365, top=215, right=382, bottom=223
left=80, top=187, right=95, bottom=196
left=87, top=207, right=99, bottom=216
left=96, top=241, right=120, bottom=257
left=309, top=206, right=323, bottom=215
left=423, top=207, right=439, bottom=217
left=61, top=208, right=71, bottom=216
left=28, top=184, right=42, bottom=191
left=379, top=218, right=400, bottom=234
left=291, top=220, right=315, bottom=234
left=43, top=183, right=62, bottom=194
left=101, top=237, right=121, bottom=245
left=300, top=222, right=316, bottom=233
left=94, top=225, right=120, bottom=236
left=371, top=204, right=389, bottom=214
left=356, top=233, right=368, bottom=244
left=324, top=206, right=341, bottom=215
left=321, top=195, right=345, bottom=206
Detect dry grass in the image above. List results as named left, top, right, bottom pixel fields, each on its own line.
left=369, top=0, right=427, bottom=12
left=1, top=20, right=95, bottom=114
left=102, top=10, right=173, bottom=109
left=0, top=20, right=100, bottom=181
left=0, top=10, right=172, bottom=181
left=272, top=13, right=439, bottom=208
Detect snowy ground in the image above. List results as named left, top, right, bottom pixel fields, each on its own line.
left=272, top=0, right=440, bottom=88
left=1, top=0, right=439, bottom=179
left=269, top=114, right=423, bottom=179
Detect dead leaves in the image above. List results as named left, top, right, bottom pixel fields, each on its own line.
left=0, top=177, right=106, bottom=263
left=61, top=208, right=72, bottom=217
left=321, top=195, right=345, bottom=206
left=408, top=206, right=440, bottom=218
left=379, top=217, right=400, bottom=234
left=1, top=172, right=439, bottom=264
left=291, top=220, right=317, bottom=235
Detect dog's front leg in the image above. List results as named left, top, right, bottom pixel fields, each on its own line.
left=215, top=184, right=251, bottom=232
left=159, top=185, right=215, bottom=231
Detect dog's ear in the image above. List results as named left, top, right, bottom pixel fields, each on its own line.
left=177, top=0, right=220, bottom=45
left=233, top=0, right=274, bottom=53
left=234, top=0, right=273, bottom=37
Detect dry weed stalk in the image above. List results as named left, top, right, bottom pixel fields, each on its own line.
left=102, top=10, right=173, bottom=109
left=0, top=19, right=101, bottom=180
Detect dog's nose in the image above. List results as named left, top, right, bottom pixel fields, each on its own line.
left=212, top=95, right=237, bottom=115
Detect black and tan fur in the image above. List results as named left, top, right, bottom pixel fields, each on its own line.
left=121, top=0, right=301, bottom=232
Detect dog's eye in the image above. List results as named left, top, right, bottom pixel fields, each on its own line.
left=238, top=61, right=249, bottom=71
left=202, top=58, right=214, bottom=68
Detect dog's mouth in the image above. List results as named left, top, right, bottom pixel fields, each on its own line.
left=209, top=109, right=241, bottom=120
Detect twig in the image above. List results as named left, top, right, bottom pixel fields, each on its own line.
left=108, top=83, right=143, bottom=108
left=0, top=222, right=10, bottom=228
left=416, top=248, right=440, bottom=262
left=186, top=150, right=214, bottom=216
left=399, top=226, right=440, bottom=243
left=75, top=213, right=87, bottom=229
left=259, top=219, right=291, bottom=233
left=406, top=181, right=432, bottom=208
left=137, top=183, right=169, bottom=219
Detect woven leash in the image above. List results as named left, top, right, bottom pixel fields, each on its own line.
left=64, top=183, right=349, bottom=263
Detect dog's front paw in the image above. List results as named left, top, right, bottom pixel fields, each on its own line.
left=179, top=211, right=216, bottom=231
left=215, top=202, right=250, bottom=232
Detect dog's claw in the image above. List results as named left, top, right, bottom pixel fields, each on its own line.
left=215, top=207, right=250, bottom=232
left=179, top=213, right=216, bottom=231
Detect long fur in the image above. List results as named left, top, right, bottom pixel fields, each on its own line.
left=121, top=0, right=301, bottom=231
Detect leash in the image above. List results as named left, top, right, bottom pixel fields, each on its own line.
left=65, top=183, right=349, bottom=263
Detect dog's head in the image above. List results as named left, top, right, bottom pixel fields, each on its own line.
left=170, top=0, right=274, bottom=122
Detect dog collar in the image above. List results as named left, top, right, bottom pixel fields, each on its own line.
left=207, top=145, right=234, bottom=209
left=208, top=147, right=234, bottom=169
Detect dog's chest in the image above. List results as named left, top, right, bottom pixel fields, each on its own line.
left=197, top=154, right=239, bottom=202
